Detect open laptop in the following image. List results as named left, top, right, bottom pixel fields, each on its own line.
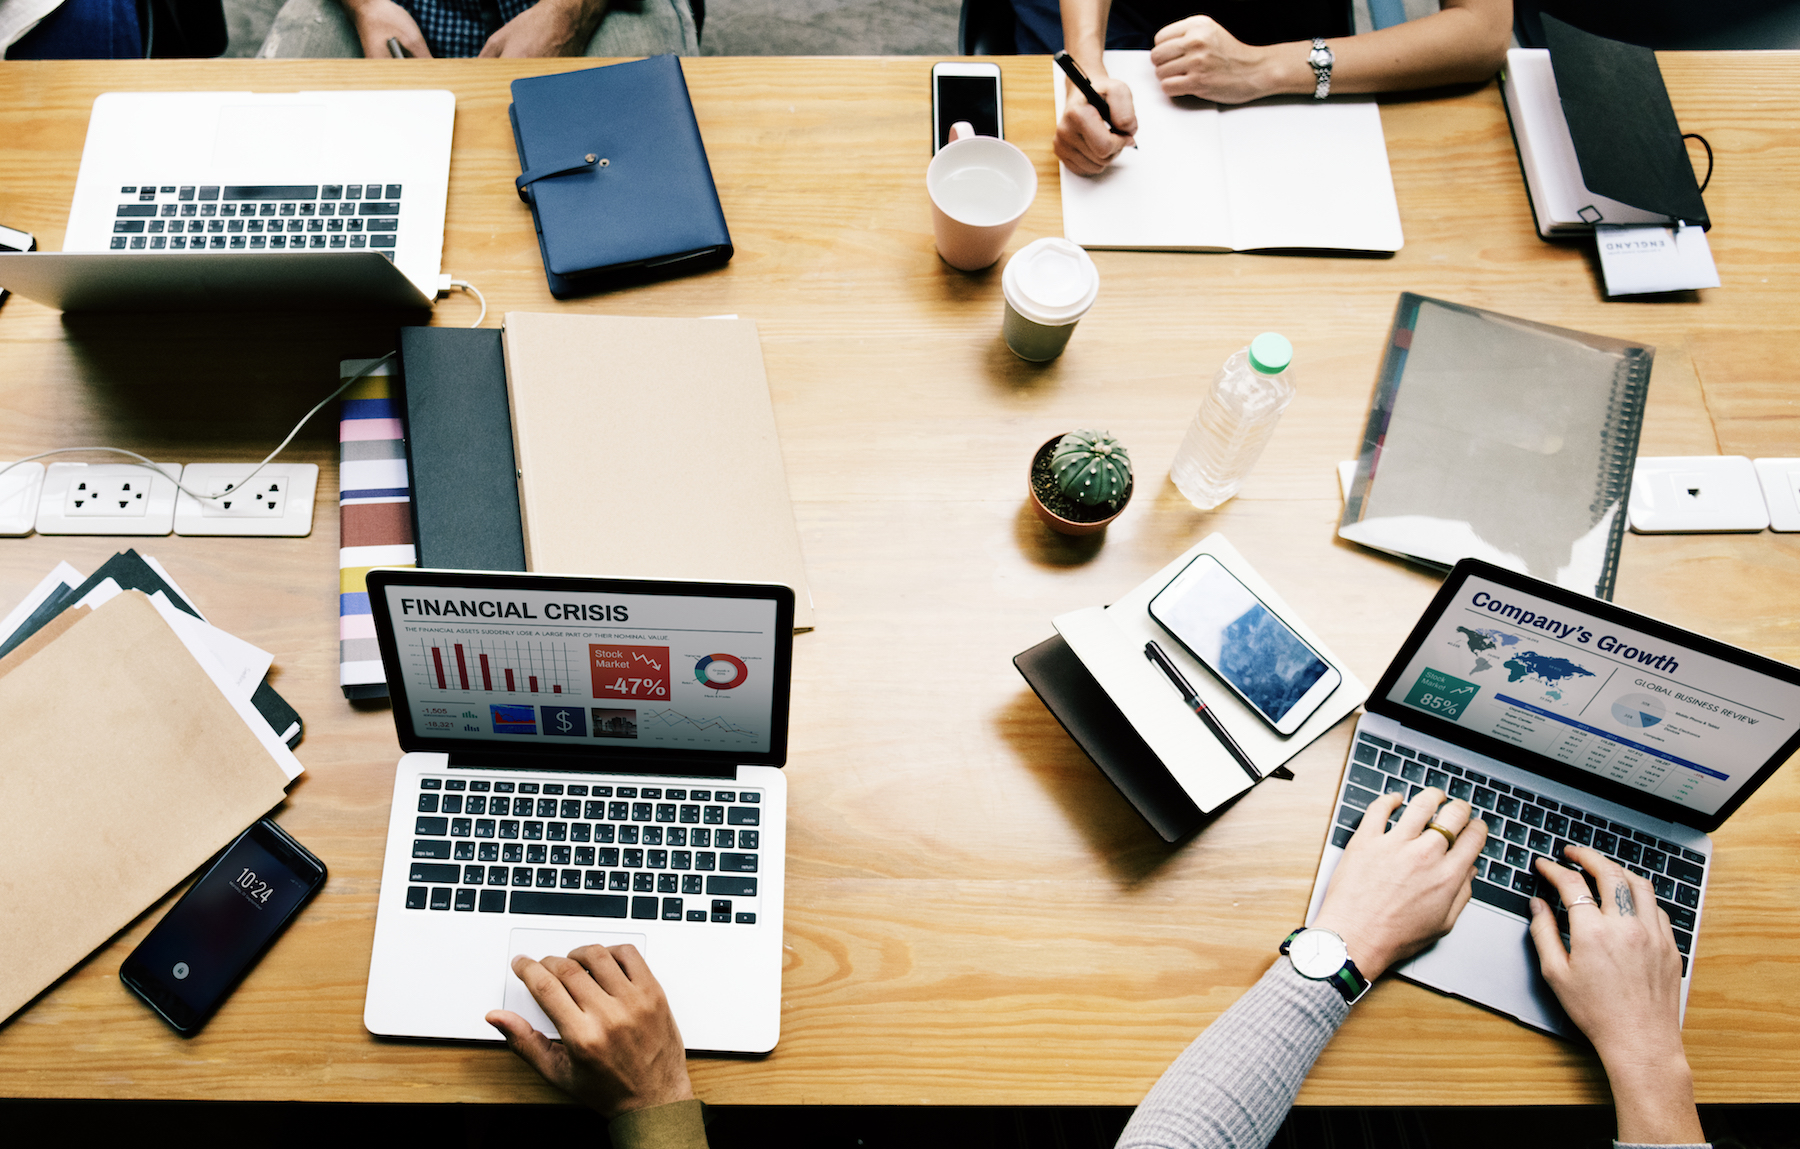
left=0, top=90, right=453, bottom=311
left=362, top=569, right=793, bottom=1054
left=1306, top=558, right=1800, bottom=1035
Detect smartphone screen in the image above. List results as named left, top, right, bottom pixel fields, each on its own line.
left=933, top=67, right=1002, bottom=152
left=1150, top=555, right=1339, bottom=732
left=121, top=820, right=325, bottom=1034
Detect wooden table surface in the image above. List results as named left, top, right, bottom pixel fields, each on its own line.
left=1, top=53, right=1797, bottom=1107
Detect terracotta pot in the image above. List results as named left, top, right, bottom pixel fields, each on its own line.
left=1028, top=434, right=1132, bottom=536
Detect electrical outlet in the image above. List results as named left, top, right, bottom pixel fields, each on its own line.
left=36, top=462, right=180, bottom=535
left=0, top=462, right=45, bottom=536
left=1628, top=456, right=1768, bottom=533
left=1754, top=458, right=1800, bottom=532
left=174, top=463, right=319, bottom=537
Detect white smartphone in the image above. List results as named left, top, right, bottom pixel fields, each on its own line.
left=1148, top=554, right=1342, bottom=736
left=931, top=61, right=1003, bottom=153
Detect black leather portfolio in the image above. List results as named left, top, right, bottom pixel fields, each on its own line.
left=397, top=326, right=527, bottom=572
left=508, top=55, right=734, bottom=299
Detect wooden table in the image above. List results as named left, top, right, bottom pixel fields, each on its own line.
left=2, top=54, right=1797, bottom=1107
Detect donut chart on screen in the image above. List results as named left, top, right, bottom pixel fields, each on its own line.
left=694, top=653, right=748, bottom=689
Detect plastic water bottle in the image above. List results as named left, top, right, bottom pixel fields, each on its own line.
left=1170, top=332, right=1297, bottom=510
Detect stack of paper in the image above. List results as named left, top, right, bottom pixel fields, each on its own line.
left=0, top=554, right=302, bottom=1024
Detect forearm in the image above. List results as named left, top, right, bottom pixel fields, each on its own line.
left=1255, top=0, right=1510, bottom=97
left=1059, top=0, right=1113, bottom=76
left=1117, top=961, right=1348, bottom=1149
left=1605, top=1055, right=1706, bottom=1147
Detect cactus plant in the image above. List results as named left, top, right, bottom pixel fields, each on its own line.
left=1050, top=429, right=1132, bottom=507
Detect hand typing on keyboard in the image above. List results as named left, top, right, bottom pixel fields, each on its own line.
left=1310, top=787, right=1488, bottom=981
left=1528, top=848, right=1704, bottom=1146
left=487, top=944, right=695, bottom=1121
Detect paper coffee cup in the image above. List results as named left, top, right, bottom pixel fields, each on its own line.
left=1001, top=238, right=1099, bottom=362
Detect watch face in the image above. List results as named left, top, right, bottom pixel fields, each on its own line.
left=1288, top=929, right=1348, bottom=979
left=1310, top=47, right=1333, bottom=68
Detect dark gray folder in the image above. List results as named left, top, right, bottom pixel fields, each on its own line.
left=398, top=327, right=527, bottom=573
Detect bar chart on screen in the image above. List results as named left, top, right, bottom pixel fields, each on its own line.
left=412, top=637, right=581, bottom=695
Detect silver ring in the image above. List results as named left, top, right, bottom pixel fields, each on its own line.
left=1567, top=894, right=1599, bottom=910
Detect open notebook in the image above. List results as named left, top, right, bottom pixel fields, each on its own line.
left=1055, top=52, right=1403, bottom=254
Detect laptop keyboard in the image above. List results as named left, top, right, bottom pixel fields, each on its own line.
left=1336, top=732, right=1705, bottom=974
left=109, top=183, right=402, bottom=259
left=405, top=777, right=763, bottom=925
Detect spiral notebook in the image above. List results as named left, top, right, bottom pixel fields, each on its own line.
left=1338, top=294, right=1652, bottom=600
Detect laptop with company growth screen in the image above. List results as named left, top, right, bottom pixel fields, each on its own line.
left=362, top=569, right=793, bottom=1054
left=1307, top=558, right=1800, bottom=1035
left=0, top=90, right=452, bottom=311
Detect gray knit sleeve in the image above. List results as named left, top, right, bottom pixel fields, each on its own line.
left=1116, top=959, right=1350, bottom=1149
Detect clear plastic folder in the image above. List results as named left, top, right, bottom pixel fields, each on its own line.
left=1339, top=294, right=1652, bottom=600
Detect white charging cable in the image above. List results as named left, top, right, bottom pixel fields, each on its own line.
left=0, top=351, right=399, bottom=501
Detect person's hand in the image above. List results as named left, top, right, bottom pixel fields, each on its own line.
left=1310, top=787, right=1487, bottom=981
left=1529, top=847, right=1704, bottom=1145
left=1150, top=16, right=1296, bottom=105
left=1054, top=75, right=1137, bottom=176
left=486, top=944, right=694, bottom=1119
left=342, top=0, right=432, bottom=58
left=478, top=0, right=605, bottom=57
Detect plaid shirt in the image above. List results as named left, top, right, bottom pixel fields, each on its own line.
left=404, top=0, right=534, bottom=57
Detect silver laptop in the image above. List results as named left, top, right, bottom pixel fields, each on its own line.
left=0, top=90, right=453, bottom=311
left=1307, top=558, right=1800, bottom=1035
left=362, top=569, right=793, bottom=1054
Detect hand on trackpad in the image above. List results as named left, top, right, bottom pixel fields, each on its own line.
left=502, top=928, right=647, bottom=1039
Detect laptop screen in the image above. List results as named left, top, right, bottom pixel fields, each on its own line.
left=368, top=570, right=793, bottom=769
left=1373, top=561, right=1800, bottom=828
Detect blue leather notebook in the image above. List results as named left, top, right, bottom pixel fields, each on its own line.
left=509, top=56, right=733, bottom=299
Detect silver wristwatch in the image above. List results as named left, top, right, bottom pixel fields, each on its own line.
left=1308, top=37, right=1334, bottom=100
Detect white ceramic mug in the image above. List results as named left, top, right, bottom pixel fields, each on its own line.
left=926, top=121, right=1038, bottom=272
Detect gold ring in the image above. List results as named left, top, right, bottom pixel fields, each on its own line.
left=1423, top=820, right=1458, bottom=848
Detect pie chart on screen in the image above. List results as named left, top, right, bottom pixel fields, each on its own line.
left=694, top=653, right=748, bottom=689
left=1610, top=693, right=1667, bottom=729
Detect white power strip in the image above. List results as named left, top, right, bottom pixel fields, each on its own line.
left=20, top=461, right=323, bottom=537
left=0, top=462, right=45, bottom=536
left=174, top=463, right=320, bottom=537
left=36, top=462, right=182, bottom=536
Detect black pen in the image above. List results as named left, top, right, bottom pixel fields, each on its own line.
left=1144, top=640, right=1261, bottom=783
left=1053, top=50, right=1132, bottom=139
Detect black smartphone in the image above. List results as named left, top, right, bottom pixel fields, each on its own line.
left=120, top=818, right=326, bottom=1035
left=0, top=223, right=36, bottom=307
left=931, top=61, right=1003, bottom=153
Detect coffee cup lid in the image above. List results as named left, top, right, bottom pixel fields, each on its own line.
left=1002, top=238, right=1099, bottom=325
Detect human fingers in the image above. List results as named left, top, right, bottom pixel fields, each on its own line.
left=1394, top=785, right=1444, bottom=839
left=1565, top=845, right=1635, bottom=917
left=605, top=943, right=660, bottom=991
left=486, top=1008, right=575, bottom=1089
left=1525, top=896, right=1572, bottom=981
left=539, top=952, right=617, bottom=1014
left=1446, top=814, right=1488, bottom=870
left=1054, top=102, right=1113, bottom=174
left=1533, top=854, right=1598, bottom=915
left=1093, top=76, right=1138, bottom=137
left=1351, top=792, right=1404, bottom=846
left=513, top=953, right=586, bottom=1030
left=568, top=944, right=635, bottom=998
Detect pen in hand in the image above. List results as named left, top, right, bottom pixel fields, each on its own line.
left=1144, top=640, right=1261, bottom=783
left=1053, top=50, right=1133, bottom=142
left=387, top=36, right=410, bottom=57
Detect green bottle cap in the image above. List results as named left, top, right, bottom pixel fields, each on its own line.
left=1248, top=332, right=1293, bottom=375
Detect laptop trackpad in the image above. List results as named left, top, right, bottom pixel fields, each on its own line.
left=1398, top=903, right=1571, bottom=1035
left=503, top=928, right=648, bottom=1039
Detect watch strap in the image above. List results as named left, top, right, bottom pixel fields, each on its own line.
left=1280, top=927, right=1371, bottom=1004
left=1309, top=37, right=1333, bottom=101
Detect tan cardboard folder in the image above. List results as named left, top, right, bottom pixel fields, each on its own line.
left=0, top=592, right=292, bottom=1023
left=503, top=312, right=815, bottom=630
